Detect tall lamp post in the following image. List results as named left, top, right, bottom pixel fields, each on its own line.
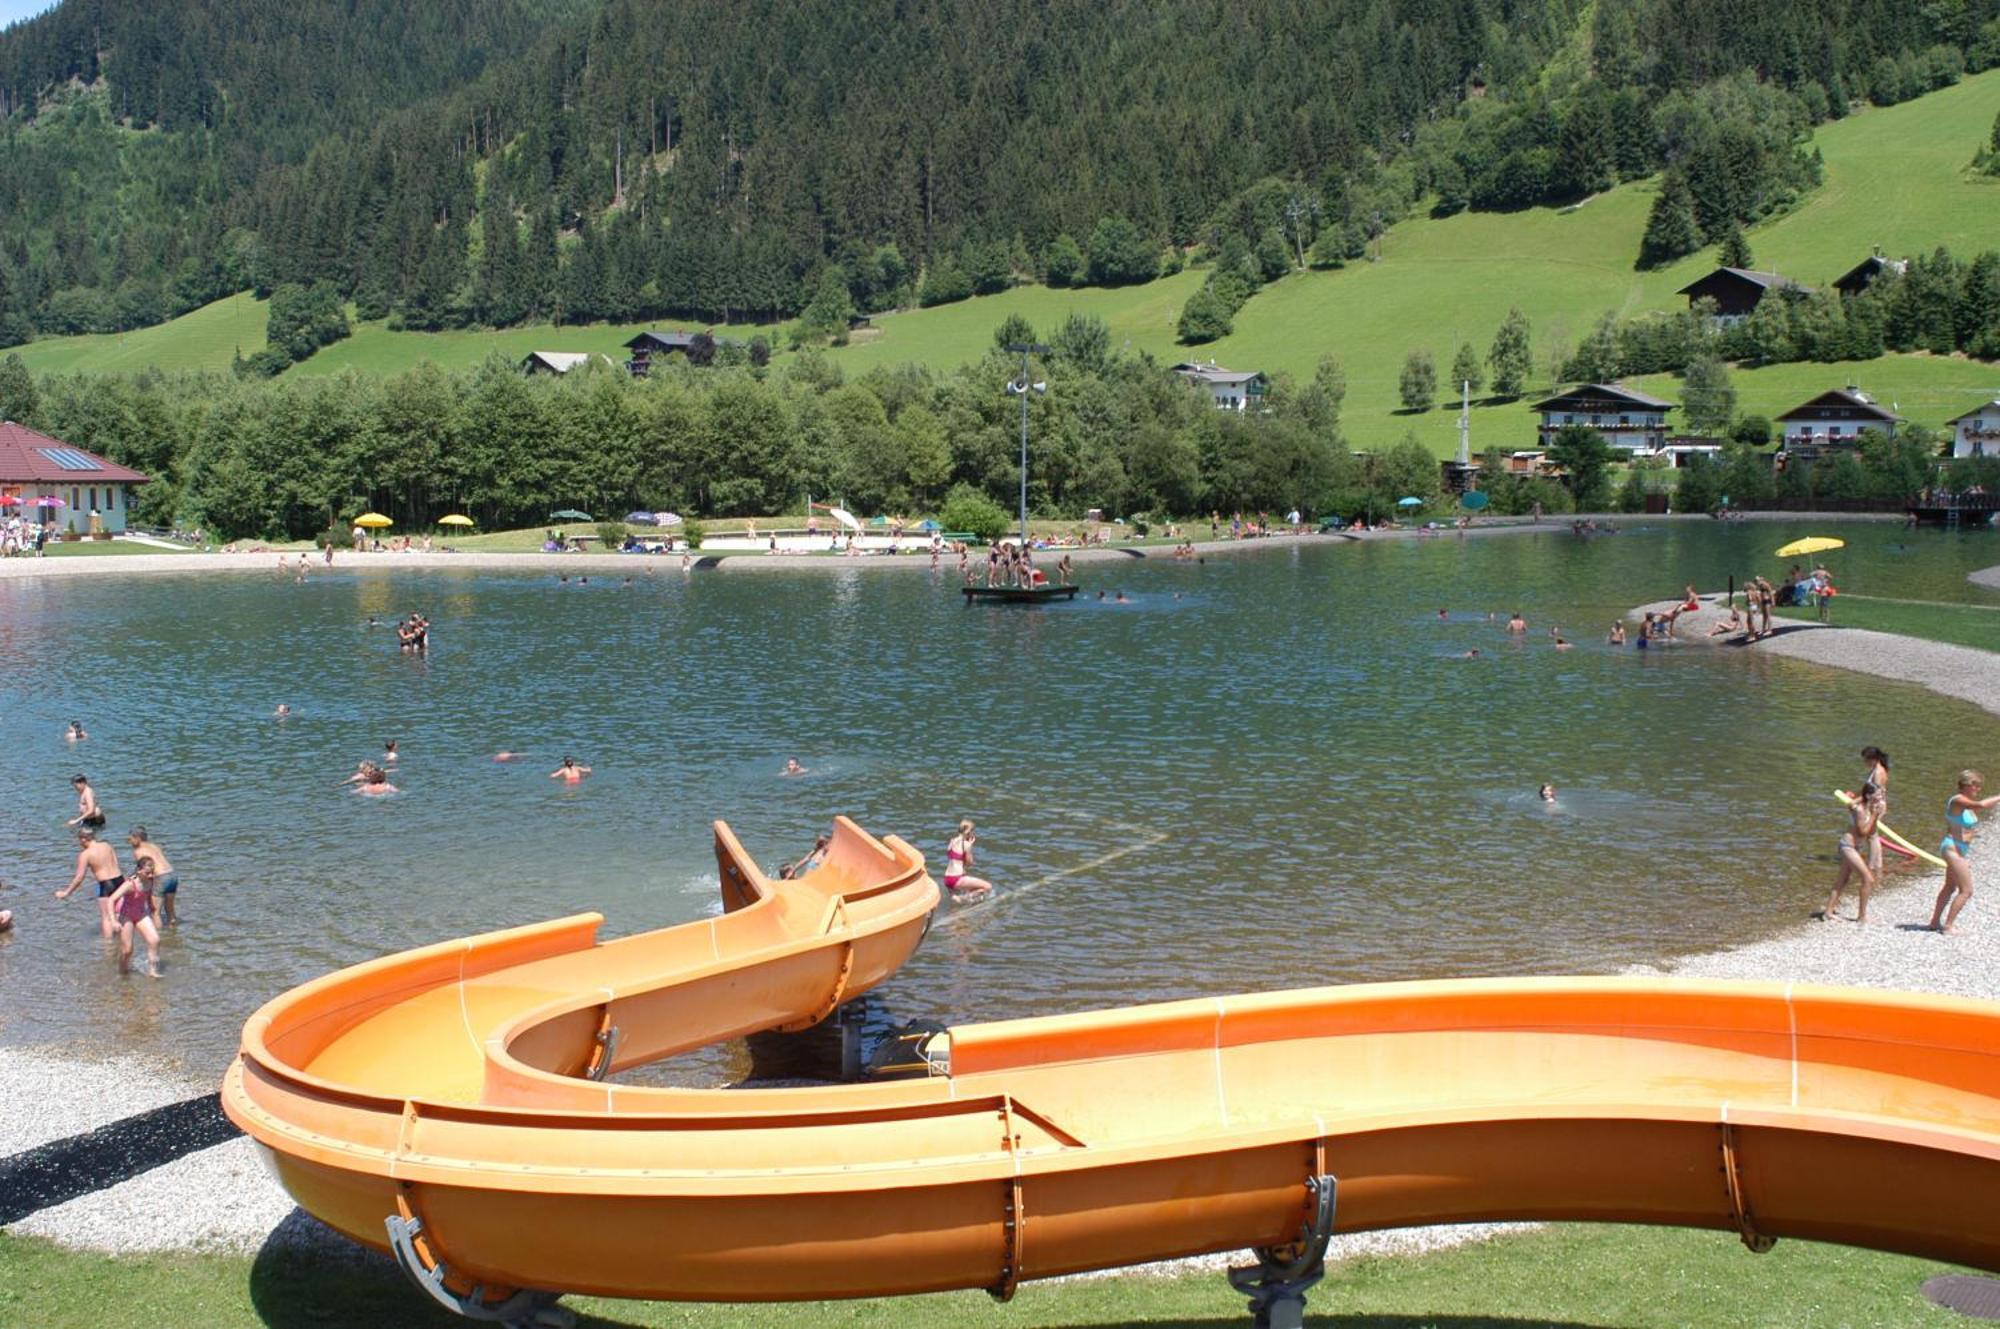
left=1003, top=342, right=1049, bottom=547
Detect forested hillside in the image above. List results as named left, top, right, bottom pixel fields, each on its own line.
left=5, top=0, right=2000, bottom=354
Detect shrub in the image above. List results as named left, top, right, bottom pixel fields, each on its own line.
left=680, top=518, right=705, bottom=549
left=940, top=484, right=1010, bottom=543
left=596, top=521, right=630, bottom=547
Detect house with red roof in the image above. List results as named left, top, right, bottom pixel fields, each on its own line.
left=0, top=421, right=150, bottom=534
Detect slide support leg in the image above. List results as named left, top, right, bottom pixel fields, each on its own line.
left=386, top=1210, right=573, bottom=1328
left=1227, top=1173, right=1337, bottom=1329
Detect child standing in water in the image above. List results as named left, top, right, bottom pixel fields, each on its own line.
left=107, top=859, right=162, bottom=976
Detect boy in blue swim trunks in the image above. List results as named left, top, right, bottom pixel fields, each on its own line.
left=128, top=826, right=180, bottom=926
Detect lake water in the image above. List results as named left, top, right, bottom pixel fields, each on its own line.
left=2, top=522, right=1998, bottom=1083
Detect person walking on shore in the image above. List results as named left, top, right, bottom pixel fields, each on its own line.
left=107, top=859, right=162, bottom=977
left=1861, top=747, right=1891, bottom=878
left=1824, top=785, right=1883, bottom=923
left=1931, top=770, right=2000, bottom=934
left=943, top=820, right=993, bottom=903
left=54, top=827, right=125, bottom=938
left=128, top=826, right=179, bottom=926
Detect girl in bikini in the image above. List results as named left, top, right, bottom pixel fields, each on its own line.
left=1823, top=783, right=1883, bottom=923
left=944, top=820, right=992, bottom=903
left=1930, top=770, right=2000, bottom=934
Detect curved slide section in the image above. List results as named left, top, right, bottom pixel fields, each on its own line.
left=224, top=817, right=2000, bottom=1311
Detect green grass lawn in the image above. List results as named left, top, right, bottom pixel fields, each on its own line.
left=39, top=538, right=192, bottom=557
left=0, top=1223, right=1972, bottom=1328
left=6, top=291, right=268, bottom=376
left=11, top=73, right=2000, bottom=460
left=1776, top=596, right=2000, bottom=651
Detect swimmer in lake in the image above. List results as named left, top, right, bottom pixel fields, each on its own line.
left=550, top=756, right=591, bottom=784
left=944, top=820, right=993, bottom=903
left=494, top=751, right=521, bottom=762
left=1554, top=634, right=1572, bottom=649
left=127, top=826, right=178, bottom=927
left=1607, top=622, right=1626, bottom=646
left=65, top=720, right=86, bottom=742
left=345, top=762, right=396, bottom=795
left=0, top=908, right=12, bottom=933
left=1114, top=591, right=1130, bottom=604
left=68, top=774, right=105, bottom=830
left=1461, top=649, right=1482, bottom=659
left=274, top=704, right=291, bottom=719
left=1438, top=608, right=1448, bottom=620
left=1539, top=784, right=1556, bottom=802
left=1506, top=613, right=1526, bottom=633
left=382, top=740, right=398, bottom=764
left=782, top=758, right=807, bottom=776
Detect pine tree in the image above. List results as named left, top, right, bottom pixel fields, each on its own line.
left=1717, top=222, right=1753, bottom=270
left=1487, top=308, right=1532, bottom=399
left=1639, top=173, right=1703, bottom=269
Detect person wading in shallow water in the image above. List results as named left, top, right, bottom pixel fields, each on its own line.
left=54, top=827, right=125, bottom=939
left=67, top=774, right=105, bottom=830
left=943, top=820, right=993, bottom=904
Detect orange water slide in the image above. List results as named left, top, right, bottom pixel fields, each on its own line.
left=223, top=817, right=2000, bottom=1323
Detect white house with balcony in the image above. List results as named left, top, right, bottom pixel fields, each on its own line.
left=1947, top=399, right=2000, bottom=458
left=1171, top=361, right=1267, bottom=411
left=1529, top=383, right=1675, bottom=452
left=1776, top=388, right=1901, bottom=454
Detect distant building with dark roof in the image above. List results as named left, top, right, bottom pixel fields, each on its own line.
left=1529, top=383, right=1675, bottom=452
left=0, top=420, right=150, bottom=533
left=1676, top=267, right=1811, bottom=324
left=1170, top=361, right=1268, bottom=411
left=1832, top=254, right=1908, bottom=298
left=622, top=330, right=735, bottom=376
left=1776, top=387, right=1902, bottom=453
left=1947, top=398, right=2000, bottom=458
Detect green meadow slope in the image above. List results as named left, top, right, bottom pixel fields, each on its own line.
left=12, top=71, right=2000, bottom=457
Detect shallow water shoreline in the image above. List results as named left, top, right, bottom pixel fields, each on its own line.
left=0, top=510, right=1908, bottom=582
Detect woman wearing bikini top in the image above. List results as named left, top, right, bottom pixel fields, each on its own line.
left=1823, top=783, right=1883, bottom=924
left=1930, top=770, right=2000, bottom=934
left=944, top=820, right=992, bottom=903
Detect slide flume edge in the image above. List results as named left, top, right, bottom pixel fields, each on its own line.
left=222, top=816, right=2000, bottom=1309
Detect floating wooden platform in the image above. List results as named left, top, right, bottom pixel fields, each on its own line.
left=961, top=583, right=1080, bottom=604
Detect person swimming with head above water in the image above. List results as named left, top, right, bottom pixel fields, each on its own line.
left=1538, top=784, right=1556, bottom=802
left=65, top=720, right=86, bottom=742
left=782, top=758, right=807, bottom=776
left=550, top=756, right=591, bottom=784
left=345, top=762, right=396, bottom=795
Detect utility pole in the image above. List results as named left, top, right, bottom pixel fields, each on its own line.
left=1458, top=379, right=1471, bottom=467
left=1004, top=343, right=1050, bottom=547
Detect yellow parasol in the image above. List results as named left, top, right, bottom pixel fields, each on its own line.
left=437, top=514, right=475, bottom=527
left=353, top=513, right=394, bottom=529
left=1774, top=536, right=1844, bottom=559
